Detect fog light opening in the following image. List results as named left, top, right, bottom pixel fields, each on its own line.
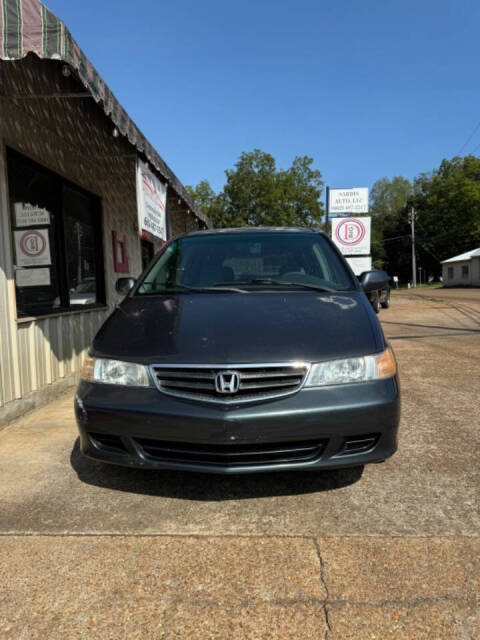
left=89, top=432, right=128, bottom=454
left=337, top=434, right=379, bottom=457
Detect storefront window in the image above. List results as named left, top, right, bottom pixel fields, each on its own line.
left=141, top=238, right=154, bottom=270
left=7, top=149, right=105, bottom=318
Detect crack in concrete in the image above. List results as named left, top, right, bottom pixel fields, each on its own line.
left=326, top=595, right=476, bottom=609
left=312, top=538, right=332, bottom=640
left=1, top=531, right=478, bottom=538
left=165, top=597, right=328, bottom=608
left=0, top=530, right=477, bottom=638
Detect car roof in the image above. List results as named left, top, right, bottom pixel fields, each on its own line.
left=178, top=226, right=325, bottom=239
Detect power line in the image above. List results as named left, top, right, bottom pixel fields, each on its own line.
left=371, top=234, right=410, bottom=245
left=457, top=119, right=480, bottom=155
left=410, top=216, right=448, bottom=262
left=415, top=217, right=457, bottom=248
left=416, top=241, right=442, bottom=263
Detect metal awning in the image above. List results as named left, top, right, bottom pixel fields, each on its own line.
left=0, top=0, right=208, bottom=225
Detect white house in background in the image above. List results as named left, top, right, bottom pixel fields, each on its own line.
left=441, top=248, right=480, bottom=287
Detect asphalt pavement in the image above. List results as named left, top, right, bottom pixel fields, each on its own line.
left=0, top=289, right=479, bottom=638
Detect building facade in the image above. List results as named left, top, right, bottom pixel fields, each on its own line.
left=441, top=249, right=480, bottom=287
left=0, top=0, right=208, bottom=425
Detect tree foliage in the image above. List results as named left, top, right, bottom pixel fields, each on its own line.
left=186, top=149, right=324, bottom=229
left=412, top=155, right=480, bottom=277
left=369, top=176, right=412, bottom=275
left=370, top=157, right=480, bottom=281
left=188, top=151, right=480, bottom=284
left=185, top=179, right=216, bottom=213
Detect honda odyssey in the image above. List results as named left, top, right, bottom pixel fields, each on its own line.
left=75, top=227, right=400, bottom=474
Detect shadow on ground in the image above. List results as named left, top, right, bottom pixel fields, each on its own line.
left=70, top=439, right=364, bottom=501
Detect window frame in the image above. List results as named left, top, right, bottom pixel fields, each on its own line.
left=7, top=148, right=106, bottom=320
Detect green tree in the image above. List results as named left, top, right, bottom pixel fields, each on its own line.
left=412, top=155, right=480, bottom=277
left=369, top=176, right=412, bottom=273
left=369, top=157, right=480, bottom=282
left=185, top=179, right=216, bottom=212
left=187, top=149, right=324, bottom=229
left=185, top=179, right=228, bottom=228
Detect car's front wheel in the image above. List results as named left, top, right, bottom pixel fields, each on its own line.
left=371, top=291, right=381, bottom=313
left=381, top=289, right=391, bottom=309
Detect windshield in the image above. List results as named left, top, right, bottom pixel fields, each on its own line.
left=136, top=232, right=356, bottom=294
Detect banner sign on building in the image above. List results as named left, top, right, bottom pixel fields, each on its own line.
left=345, top=256, right=372, bottom=276
left=14, top=229, right=51, bottom=266
left=331, top=216, right=371, bottom=255
left=136, top=158, right=167, bottom=242
left=329, top=188, right=368, bottom=214
left=14, top=203, right=50, bottom=227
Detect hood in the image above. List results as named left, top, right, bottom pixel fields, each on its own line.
left=92, top=291, right=383, bottom=364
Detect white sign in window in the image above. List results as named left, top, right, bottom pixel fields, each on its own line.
left=14, top=229, right=51, bottom=266
left=14, top=202, right=50, bottom=227
left=16, top=268, right=51, bottom=287
left=329, top=188, right=368, bottom=214
left=331, top=217, right=371, bottom=255
left=136, top=158, right=167, bottom=242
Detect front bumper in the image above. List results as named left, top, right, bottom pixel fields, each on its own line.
left=75, top=377, right=400, bottom=474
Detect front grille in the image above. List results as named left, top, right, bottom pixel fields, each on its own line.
left=135, top=437, right=326, bottom=467
left=150, top=363, right=309, bottom=404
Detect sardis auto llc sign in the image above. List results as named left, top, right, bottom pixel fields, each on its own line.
left=331, top=217, right=371, bottom=255
left=329, top=187, right=368, bottom=214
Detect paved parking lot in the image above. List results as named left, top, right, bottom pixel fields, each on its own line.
left=0, top=289, right=479, bottom=638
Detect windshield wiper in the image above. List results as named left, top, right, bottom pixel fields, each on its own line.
left=139, top=282, right=248, bottom=294
left=219, top=278, right=337, bottom=293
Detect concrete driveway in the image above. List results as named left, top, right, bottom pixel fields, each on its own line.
left=0, top=290, right=479, bottom=638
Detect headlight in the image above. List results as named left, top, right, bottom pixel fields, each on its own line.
left=304, top=347, right=396, bottom=387
left=80, top=356, right=151, bottom=387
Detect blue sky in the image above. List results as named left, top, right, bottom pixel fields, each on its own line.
left=47, top=0, right=480, bottom=198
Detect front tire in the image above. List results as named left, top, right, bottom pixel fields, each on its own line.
left=371, top=292, right=380, bottom=313
left=381, top=290, right=390, bottom=309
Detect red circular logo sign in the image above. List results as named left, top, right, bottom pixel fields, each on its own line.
left=20, top=230, right=46, bottom=257
left=334, top=218, right=366, bottom=246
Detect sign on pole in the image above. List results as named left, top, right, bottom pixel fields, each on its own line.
left=331, top=217, right=371, bottom=256
left=328, top=188, right=368, bottom=214
left=345, top=256, right=372, bottom=276
left=136, top=157, right=167, bottom=242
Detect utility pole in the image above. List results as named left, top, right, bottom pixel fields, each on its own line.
left=325, top=186, right=330, bottom=233
left=408, top=207, right=417, bottom=287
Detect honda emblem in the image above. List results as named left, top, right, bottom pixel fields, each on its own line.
left=215, top=371, right=240, bottom=394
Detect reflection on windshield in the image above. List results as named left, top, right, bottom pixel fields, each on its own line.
left=137, top=232, right=356, bottom=295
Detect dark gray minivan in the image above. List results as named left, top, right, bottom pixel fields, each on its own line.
left=75, top=227, right=400, bottom=474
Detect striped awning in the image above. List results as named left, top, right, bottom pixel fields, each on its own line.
left=0, top=0, right=208, bottom=225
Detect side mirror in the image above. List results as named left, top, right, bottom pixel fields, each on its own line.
left=358, top=270, right=389, bottom=293
left=115, top=277, right=136, bottom=295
